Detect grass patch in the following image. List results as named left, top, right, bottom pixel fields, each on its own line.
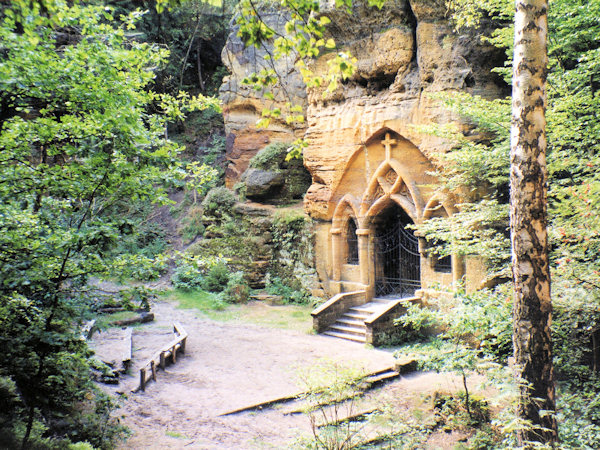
left=161, top=289, right=313, bottom=331
left=165, top=430, right=188, bottom=439
left=239, top=302, right=313, bottom=332
left=162, top=289, right=241, bottom=321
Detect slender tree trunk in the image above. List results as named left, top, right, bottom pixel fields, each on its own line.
left=197, top=40, right=205, bottom=92
left=510, top=0, right=557, bottom=445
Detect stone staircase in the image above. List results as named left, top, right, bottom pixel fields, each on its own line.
left=323, top=298, right=399, bottom=343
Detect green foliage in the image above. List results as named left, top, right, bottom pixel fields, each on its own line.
left=393, top=285, right=600, bottom=448
left=202, top=186, right=238, bottom=217
left=181, top=205, right=206, bottom=243
left=297, top=359, right=370, bottom=450
left=265, top=275, right=310, bottom=304
left=433, top=392, right=491, bottom=430
left=552, top=283, right=600, bottom=387
left=172, top=261, right=204, bottom=291
left=556, top=387, right=600, bottom=448
left=222, top=271, right=250, bottom=303
left=269, top=209, right=317, bottom=302
left=246, top=141, right=312, bottom=201
left=235, top=0, right=385, bottom=157
left=118, top=286, right=154, bottom=311
left=424, top=0, right=600, bottom=293
left=171, top=252, right=234, bottom=294
left=186, top=161, right=220, bottom=203
left=111, top=0, right=234, bottom=95
left=0, top=1, right=218, bottom=445
left=167, top=288, right=228, bottom=313
left=249, top=142, right=291, bottom=170
left=202, top=261, right=231, bottom=292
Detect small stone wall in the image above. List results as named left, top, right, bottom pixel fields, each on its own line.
left=311, top=291, right=366, bottom=332
left=365, top=297, right=420, bottom=345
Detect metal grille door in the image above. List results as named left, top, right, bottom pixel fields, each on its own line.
left=375, top=208, right=421, bottom=298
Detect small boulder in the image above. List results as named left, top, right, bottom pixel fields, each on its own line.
left=243, top=168, right=285, bottom=199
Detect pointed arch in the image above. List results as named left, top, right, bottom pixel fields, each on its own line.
left=332, top=194, right=360, bottom=229
left=423, top=193, right=458, bottom=220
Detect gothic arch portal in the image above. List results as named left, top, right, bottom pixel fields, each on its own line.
left=328, top=129, right=458, bottom=298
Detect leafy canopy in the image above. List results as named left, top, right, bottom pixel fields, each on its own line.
left=0, top=1, right=218, bottom=446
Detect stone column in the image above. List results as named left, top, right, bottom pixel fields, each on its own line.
left=330, top=228, right=342, bottom=294
left=356, top=228, right=370, bottom=289
left=452, top=254, right=465, bottom=286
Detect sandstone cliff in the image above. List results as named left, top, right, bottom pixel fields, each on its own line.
left=219, top=0, right=507, bottom=216
left=219, top=9, right=307, bottom=186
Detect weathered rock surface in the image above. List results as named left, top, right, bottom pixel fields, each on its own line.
left=243, top=168, right=285, bottom=199
left=301, top=0, right=507, bottom=219
left=220, top=0, right=507, bottom=216
left=219, top=10, right=308, bottom=186
left=220, top=0, right=504, bottom=295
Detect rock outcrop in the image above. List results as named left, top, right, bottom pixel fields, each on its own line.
left=220, top=0, right=507, bottom=213
left=219, top=0, right=507, bottom=297
left=302, top=0, right=507, bottom=219
left=219, top=10, right=308, bottom=186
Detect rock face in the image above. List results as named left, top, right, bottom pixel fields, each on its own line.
left=303, top=0, right=507, bottom=219
left=219, top=10, right=308, bottom=186
left=220, top=0, right=507, bottom=297
left=239, top=142, right=313, bottom=203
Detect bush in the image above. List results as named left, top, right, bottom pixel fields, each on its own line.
left=201, top=261, right=230, bottom=292
left=265, top=275, right=310, bottom=304
left=181, top=206, right=205, bottom=243
left=202, top=186, right=237, bottom=217
left=222, top=271, right=249, bottom=303
left=118, top=286, right=154, bottom=311
left=171, top=264, right=204, bottom=290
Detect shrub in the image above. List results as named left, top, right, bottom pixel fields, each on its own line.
left=171, top=264, right=204, bottom=290
left=248, top=142, right=289, bottom=170
left=181, top=206, right=205, bottom=243
left=118, top=286, right=154, bottom=311
left=202, top=186, right=238, bottom=217
left=265, top=275, right=310, bottom=304
left=201, top=261, right=230, bottom=292
left=222, top=271, right=249, bottom=303
left=233, top=181, right=247, bottom=201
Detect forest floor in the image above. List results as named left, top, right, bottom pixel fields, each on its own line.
left=94, top=298, right=488, bottom=449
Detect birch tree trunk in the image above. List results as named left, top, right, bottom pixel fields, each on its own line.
left=510, top=0, right=557, bottom=445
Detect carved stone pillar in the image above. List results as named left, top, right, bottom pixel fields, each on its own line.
left=330, top=228, right=342, bottom=282
left=356, top=228, right=370, bottom=288
left=452, top=254, right=465, bottom=286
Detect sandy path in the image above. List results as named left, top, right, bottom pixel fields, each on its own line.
left=108, top=301, right=399, bottom=449
left=98, top=301, right=486, bottom=449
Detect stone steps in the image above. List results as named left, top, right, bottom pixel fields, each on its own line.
left=323, top=330, right=366, bottom=343
left=323, top=298, right=400, bottom=344
left=328, top=323, right=366, bottom=336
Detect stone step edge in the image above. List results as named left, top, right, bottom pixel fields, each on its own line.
left=323, top=330, right=366, bottom=343
left=328, top=324, right=367, bottom=335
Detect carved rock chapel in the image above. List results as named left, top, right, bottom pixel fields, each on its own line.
left=219, top=0, right=508, bottom=342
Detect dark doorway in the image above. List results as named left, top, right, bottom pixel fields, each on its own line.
left=374, top=204, right=421, bottom=298
left=346, top=219, right=359, bottom=264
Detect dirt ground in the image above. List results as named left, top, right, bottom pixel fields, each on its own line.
left=94, top=301, right=484, bottom=449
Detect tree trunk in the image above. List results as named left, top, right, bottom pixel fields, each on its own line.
left=510, top=0, right=557, bottom=445
left=197, top=40, right=205, bottom=92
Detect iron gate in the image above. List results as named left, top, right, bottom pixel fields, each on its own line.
left=375, top=215, right=421, bottom=298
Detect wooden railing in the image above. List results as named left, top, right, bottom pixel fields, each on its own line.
left=133, top=322, right=188, bottom=393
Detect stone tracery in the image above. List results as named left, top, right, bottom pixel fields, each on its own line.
left=325, top=130, right=458, bottom=299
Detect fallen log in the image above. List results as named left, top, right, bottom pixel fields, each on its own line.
left=113, top=311, right=154, bottom=327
